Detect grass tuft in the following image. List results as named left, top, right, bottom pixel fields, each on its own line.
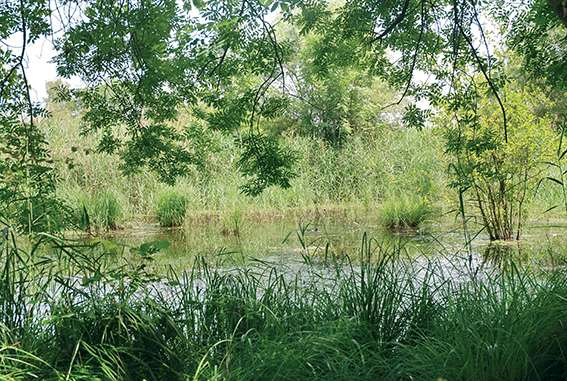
left=74, top=191, right=121, bottom=231
left=378, top=195, right=434, bottom=231
left=156, top=190, right=187, bottom=227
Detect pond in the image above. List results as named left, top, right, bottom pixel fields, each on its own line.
left=101, top=208, right=567, bottom=273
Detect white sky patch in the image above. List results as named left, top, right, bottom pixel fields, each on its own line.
left=5, top=5, right=84, bottom=105
left=7, top=34, right=84, bottom=103
left=22, top=38, right=58, bottom=102
left=4, top=0, right=202, bottom=104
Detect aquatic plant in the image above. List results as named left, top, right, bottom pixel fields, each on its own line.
left=156, top=190, right=187, bottom=227
left=378, top=195, right=434, bottom=231
left=93, top=191, right=121, bottom=230
left=1, top=231, right=566, bottom=380
left=74, top=191, right=121, bottom=231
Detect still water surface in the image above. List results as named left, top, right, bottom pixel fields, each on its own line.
left=102, top=211, right=567, bottom=273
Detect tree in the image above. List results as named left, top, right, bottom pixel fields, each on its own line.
left=270, top=25, right=405, bottom=147
left=1, top=0, right=566, bottom=215
left=443, top=78, right=556, bottom=240
left=0, top=0, right=71, bottom=232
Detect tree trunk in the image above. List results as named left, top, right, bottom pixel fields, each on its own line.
left=548, top=0, right=567, bottom=28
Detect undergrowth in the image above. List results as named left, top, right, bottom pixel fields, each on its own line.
left=0, top=231, right=566, bottom=380
left=44, top=106, right=449, bottom=223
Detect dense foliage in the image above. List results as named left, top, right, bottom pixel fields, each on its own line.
left=2, top=2, right=567, bottom=380
left=2, top=0, right=566, bottom=180
left=443, top=79, right=556, bottom=240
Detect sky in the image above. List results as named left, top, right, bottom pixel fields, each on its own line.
left=6, top=27, right=83, bottom=103
left=6, top=0, right=201, bottom=103
left=20, top=38, right=61, bottom=102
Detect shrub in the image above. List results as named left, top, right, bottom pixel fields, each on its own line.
left=156, top=191, right=187, bottom=227
left=378, top=195, right=433, bottom=231
left=443, top=80, right=555, bottom=240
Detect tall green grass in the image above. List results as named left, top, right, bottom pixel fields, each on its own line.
left=155, top=190, right=187, bottom=227
left=1, top=230, right=566, bottom=380
left=42, top=105, right=449, bottom=224
left=378, top=195, right=434, bottom=231
left=72, top=191, right=122, bottom=231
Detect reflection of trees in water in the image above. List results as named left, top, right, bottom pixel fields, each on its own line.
left=481, top=242, right=525, bottom=270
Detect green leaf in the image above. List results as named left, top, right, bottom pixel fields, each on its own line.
left=193, top=0, right=205, bottom=10
left=81, top=271, right=103, bottom=286
left=543, top=161, right=560, bottom=168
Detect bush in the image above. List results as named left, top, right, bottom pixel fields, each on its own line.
left=156, top=191, right=187, bottom=227
left=378, top=195, right=433, bottom=231
left=443, top=80, right=555, bottom=240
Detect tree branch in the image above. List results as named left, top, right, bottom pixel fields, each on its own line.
left=371, top=0, right=411, bottom=42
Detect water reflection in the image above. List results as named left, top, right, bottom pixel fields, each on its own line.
left=102, top=213, right=567, bottom=272
left=481, top=242, right=523, bottom=269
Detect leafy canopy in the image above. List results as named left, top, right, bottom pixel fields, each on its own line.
left=1, top=0, right=566, bottom=206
